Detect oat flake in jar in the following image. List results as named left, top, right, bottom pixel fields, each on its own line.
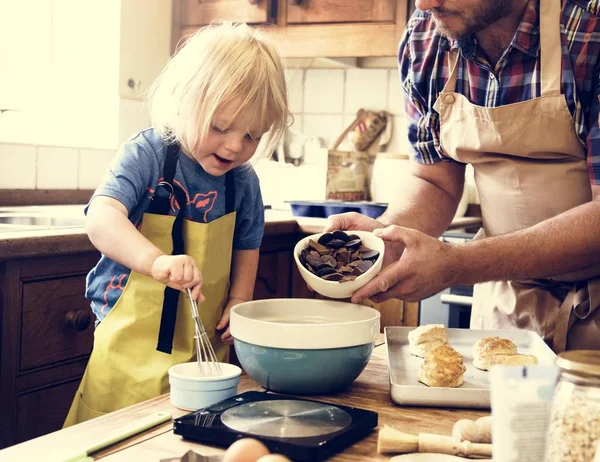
left=546, top=350, right=600, bottom=462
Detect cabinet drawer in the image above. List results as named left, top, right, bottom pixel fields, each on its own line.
left=180, top=0, right=270, bottom=27
left=287, top=0, right=396, bottom=24
left=20, top=276, right=94, bottom=372
left=16, top=378, right=81, bottom=444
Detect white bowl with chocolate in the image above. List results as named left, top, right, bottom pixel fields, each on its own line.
left=293, top=230, right=385, bottom=299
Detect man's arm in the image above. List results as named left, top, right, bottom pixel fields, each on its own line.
left=379, top=159, right=466, bottom=238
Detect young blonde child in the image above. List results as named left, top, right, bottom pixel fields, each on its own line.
left=65, top=22, right=290, bottom=426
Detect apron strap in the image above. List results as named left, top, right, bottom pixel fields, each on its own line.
left=539, top=0, right=562, bottom=97
left=156, top=150, right=236, bottom=354
left=554, top=278, right=600, bottom=353
left=148, top=144, right=180, bottom=215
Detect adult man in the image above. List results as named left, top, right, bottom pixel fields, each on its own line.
left=329, top=0, right=600, bottom=352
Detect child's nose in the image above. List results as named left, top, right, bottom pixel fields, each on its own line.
left=415, top=0, right=444, bottom=11
left=224, top=133, right=243, bottom=154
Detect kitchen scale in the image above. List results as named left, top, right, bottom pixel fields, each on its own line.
left=173, top=391, right=378, bottom=461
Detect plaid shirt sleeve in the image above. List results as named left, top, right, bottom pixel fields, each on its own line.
left=586, top=64, right=600, bottom=185
left=399, top=19, right=448, bottom=165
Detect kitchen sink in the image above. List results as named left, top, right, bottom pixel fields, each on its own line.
left=0, top=205, right=86, bottom=233
left=0, top=215, right=86, bottom=227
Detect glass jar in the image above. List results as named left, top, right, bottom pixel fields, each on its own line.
left=545, top=350, right=600, bottom=462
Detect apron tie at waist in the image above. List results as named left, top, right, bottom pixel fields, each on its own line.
left=554, top=279, right=600, bottom=353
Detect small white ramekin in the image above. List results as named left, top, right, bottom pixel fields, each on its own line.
left=168, top=362, right=241, bottom=411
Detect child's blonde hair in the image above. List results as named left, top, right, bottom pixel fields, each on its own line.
left=147, top=21, right=290, bottom=161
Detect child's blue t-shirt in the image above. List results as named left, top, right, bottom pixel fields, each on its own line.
left=86, top=128, right=264, bottom=323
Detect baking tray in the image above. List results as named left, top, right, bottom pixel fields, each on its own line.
left=385, top=326, right=556, bottom=409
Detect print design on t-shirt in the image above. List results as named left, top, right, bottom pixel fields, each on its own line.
left=171, top=179, right=218, bottom=223
left=100, top=274, right=128, bottom=315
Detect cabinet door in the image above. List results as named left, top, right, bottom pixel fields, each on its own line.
left=16, top=379, right=81, bottom=444
left=253, top=251, right=292, bottom=300
left=180, top=0, right=272, bottom=27
left=287, top=0, right=396, bottom=24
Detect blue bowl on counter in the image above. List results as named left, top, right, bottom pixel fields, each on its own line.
left=287, top=200, right=388, bottom=219
left=229, top=299, right=380, bottom=395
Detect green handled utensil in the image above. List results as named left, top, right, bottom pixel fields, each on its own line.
left=56, top=411, right=172, bottom=462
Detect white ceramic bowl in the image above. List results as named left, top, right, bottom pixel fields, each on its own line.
left=293, top=230, right=385, bottom=299
left=230, top=298, right=380, bottom=394
left=168, top=362, right=241, bottom=411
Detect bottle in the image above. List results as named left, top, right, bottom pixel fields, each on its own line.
left=545, top=350, right=600, bottom=461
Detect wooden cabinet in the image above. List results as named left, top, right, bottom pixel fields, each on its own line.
left=179, top=0, right=271, bottom=27
left=173, top=0, right=410, bottom=57
left=286, top=0, right=396, bottom=24
left=0, top=251, right=100, bottom=449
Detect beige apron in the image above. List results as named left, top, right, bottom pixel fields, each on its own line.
left=64, top=150, right=235, bottom=426
left=432, top=0, right=600, bottom=352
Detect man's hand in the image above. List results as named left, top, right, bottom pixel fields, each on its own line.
left=351, top=225, right=461, bottom=304
left=151, top=254, right=204, bottom=301
left=324, top=212, right=384, bottom=233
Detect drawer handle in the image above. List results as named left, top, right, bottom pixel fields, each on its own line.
left=290, top=0, right=303, bottom=5
left=65, top=310, right=91, bottom=331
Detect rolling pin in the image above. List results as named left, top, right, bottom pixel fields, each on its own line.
left=378, top=425, right=492, bottom=459
left=391, top=455, right=473, bottom=462
left=452, top=416, right=492, bottom=444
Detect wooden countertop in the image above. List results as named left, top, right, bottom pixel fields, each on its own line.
left=0, top=338, right=488, bottom=461
left=0, top=210, right=482, bottom=262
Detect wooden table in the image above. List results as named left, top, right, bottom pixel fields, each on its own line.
left=0, top=339, right=488, bottom=461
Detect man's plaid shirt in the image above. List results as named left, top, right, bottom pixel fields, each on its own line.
left=399, top=0, right=600, bottom=184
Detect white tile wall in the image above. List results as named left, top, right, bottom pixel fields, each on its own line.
left=0, top=97, right=149, bottom=190
left=79, top=149, right=116, bottom=190
left=303, top=70, right=344, bottom=114
left=344, top=69, right=389, bottom=115
left=0, top=144, right=37, bottom=188
left=37, top=146, right=79, bottom=189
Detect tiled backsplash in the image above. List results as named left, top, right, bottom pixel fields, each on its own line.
left=286, top=68, right=409, bottom=154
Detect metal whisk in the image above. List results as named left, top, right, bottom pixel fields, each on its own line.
left=186, top=288, right=222, bottom=376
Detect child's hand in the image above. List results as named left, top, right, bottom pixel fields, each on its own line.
left=217, top=298, right=247, bottom=344
left=150, top=254, right=204, bottom=301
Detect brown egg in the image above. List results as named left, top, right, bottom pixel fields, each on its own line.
left=222, top=438, right=270, bottom=462
left=257, top=455, right=292, bottom=462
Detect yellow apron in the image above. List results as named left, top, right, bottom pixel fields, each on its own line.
left=433, top=0, right=600, bottom=352
left=64, top=145, right=235, bottom=425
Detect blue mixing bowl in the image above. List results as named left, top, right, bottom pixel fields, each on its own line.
left=230, top=299, right=380, bottom=395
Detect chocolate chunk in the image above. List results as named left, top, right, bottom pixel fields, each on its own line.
left=360, top=250, right=380, bottom=260
left=318, top=255, right=338, bottom=269
left=317, top=266, right=338, bottom=277
left=322, top=272, right=344, bottom=281
left=345, top=238, right=362, bottom=249
left=327, top=239, right=346, bottom=249
left=308, top=239, right=331, bottom=254
left=351, top=260, right=374, bottom=275
left=332, top=230, right=350, bottom=242
left=306, top=253, right=322, bottom=268
left=317, top=233, right=334, bottom=245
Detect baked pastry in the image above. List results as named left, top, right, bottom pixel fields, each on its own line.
left=472, top=336, right=517, bottom=370
left=418, top=345, right=466, bottom=388
left=408, top=324, right=448, bottom=358
left=488, top=353, right=539, bottom=367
